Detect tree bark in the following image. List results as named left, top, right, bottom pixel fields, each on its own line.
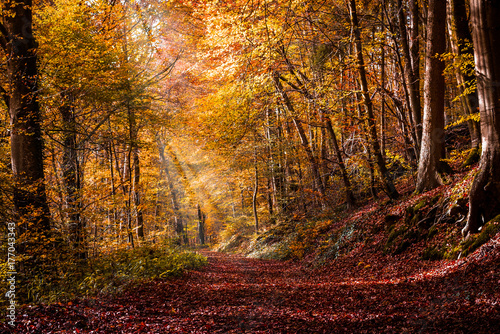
left=349, top=0, right=399, bottom=200
left=447, top=0, right=482, bottom=155
left=107, top=139, right=120, bottom=243
left=397, top=0, right=422, bottom=149
left=266, top=108, right=286, bottom=214
left=325, top=118, right=356, bottom=208
left=380, top=32, right=387, bottom=160
left=252, top=159, right=259, bottom=232
left=2, top=0, right=51, bottom=252
left=197, top=204, right=205, bottom=245
left=415, top=0, right=448, bottom=193
left=272, top=72, right=326, bottom=204
left=133, top=145, right=144, bottom=240
left=157, top=138, right=186, bottom=243
left=463, top=0, right=500, bottom=237
left=60, top=92, right=85, bottom=259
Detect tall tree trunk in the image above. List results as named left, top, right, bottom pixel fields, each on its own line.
left=125, top=149, right=134, bottom=248
left=415, top=0, right=448, bottom=193
left=107, top=139, right=120, bottom=243
left=319, top=111, right=330, bottom=190
left=397, top=0, right=422, bottom=150
left=129, top=104, right=144, bottom=241
left=266, top=108, right=285, bottom=215
left=2, top=0, right=51, bottom=257
left=380, top=33, right=387, bottom=160
left=252, top=158, right=259, bottom=232
left=355, top=93, right=379, bottom=199
left=133, top=146, right=144, bottom=240
left=126, top=103, right=143, bottom=244
left=124, top=131, right=134, bottom=248
left=349, top=0, right=399, bottom=199
left=325, top=118, right=356, bottom=208
left=447, top=0, right=482, bottom=155
left=463, top=0, right=500, bottom=237
left=197, top=204, right=205, bottom=245
left=60, top=92, right=85, bottom=259
left=157, top=138, right=185, bottom=243
left=272, top=72, right=326, bottom=205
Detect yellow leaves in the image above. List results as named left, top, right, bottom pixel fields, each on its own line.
left=444, top=112, right=480, bottom=130
left=36, top=0, right=121, bottom=95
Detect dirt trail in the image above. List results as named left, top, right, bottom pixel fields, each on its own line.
left=9, top=250, right=500, bottom=333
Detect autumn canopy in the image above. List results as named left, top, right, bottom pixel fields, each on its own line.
left=1, top=0, right=500, bottom=331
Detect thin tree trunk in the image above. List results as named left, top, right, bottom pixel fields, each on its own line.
left=447, top=0, right=481, bottom=155
left=107, top=140, right=120, bottom=244
left=157, top=138, right=185, bottom=243
left=133, top=146, right=144, bottom=240
left=252, top=158, right=259, bottom=232
left=49, top=145, right=64, bottom=224
left=355, top=93, right=379, bottom=199
left=197, top=204, right=205, bottom=245
left=349, top=0, right=399, bottom=199
left=325, top=118, right=356, bottom=208
left=273, top=72, right=326, bottom=205
left=397, top=0, right=422, bottom=148
left=126, top=153, right=134, bottom=247
left=380, top=33, right=387, bottom=160
left=266, top=108, right=285, bottom=215
left=60, top=92, right=86, bottom=259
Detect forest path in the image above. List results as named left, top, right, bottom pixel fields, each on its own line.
left=11, top=250, right=500, bottom=333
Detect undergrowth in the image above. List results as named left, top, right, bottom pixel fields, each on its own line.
left=241, top=163, right=499, bottom=266
left=0, top=245, right=207, bottom=305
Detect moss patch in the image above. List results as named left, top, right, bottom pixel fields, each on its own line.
left=461, top=221, right=500, bottom=257
left=461, top=147, right=480, bottom=168
left=422, top=246, right=445, bottom=260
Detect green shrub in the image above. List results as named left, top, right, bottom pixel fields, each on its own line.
left=219, top=216, right=254, bottom=243
left=14, top=245, right=207, bottom=304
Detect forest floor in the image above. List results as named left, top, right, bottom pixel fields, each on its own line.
left=6, top=243, right=500, bottom=333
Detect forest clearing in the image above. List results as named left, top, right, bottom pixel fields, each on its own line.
left=1, top=0, right=500, bottom=332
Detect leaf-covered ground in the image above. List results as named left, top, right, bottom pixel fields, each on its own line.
left=4, top=238, right=500, bottom=334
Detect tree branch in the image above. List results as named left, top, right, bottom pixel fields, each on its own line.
left=0, top=22, right=9, bottom=52
left=0, top=84, right=9, bottom=109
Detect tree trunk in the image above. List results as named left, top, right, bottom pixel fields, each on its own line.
left=3, top=0, right=51, bottom=255
left=380, top=33, right=387, bottom=160
left=355, top=93, right=379, bottom=199
left=197, top=204, right=205, bottom=245
left=325, top=118, right=356, bottom=208
left=463, top=0, right=500, bottom=237
left=397, top=0, right=422, bottom=149
left=447, top=0, right=482, bottom=153
left=272, top=72, right=326, bottom=204
left=349, top=0, right=399, bottom=200
left=415, top=0, right=448, bottom=193
left=266, top=108, right=285, bottom=214
left=107, top=139, right=120, bottom=244
left=125, top=118, right=134, bottom=248
left=60, top=92, right=85, bottom=259
left=157, top=138, right=185, bottom=243
left=252, top=160, right=259, bottom=232
left=133, top=146, right=144, bottom=240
